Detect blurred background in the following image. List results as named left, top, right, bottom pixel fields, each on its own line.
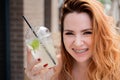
left=0, top=0, right=120, bottom=80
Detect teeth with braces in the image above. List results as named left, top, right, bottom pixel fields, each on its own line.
left=73, top=49, right=88, bottom=53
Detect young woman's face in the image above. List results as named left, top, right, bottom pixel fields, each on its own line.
left=63, top=12, right=92, bottom=63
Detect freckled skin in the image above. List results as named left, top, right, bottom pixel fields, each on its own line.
left=63, top=12, right=92, bottom=64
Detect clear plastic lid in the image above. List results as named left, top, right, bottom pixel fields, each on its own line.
left=37, top=26, right=51, bottom=39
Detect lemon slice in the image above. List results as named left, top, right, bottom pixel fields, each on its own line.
left=30, top=39, right=40, bottom=50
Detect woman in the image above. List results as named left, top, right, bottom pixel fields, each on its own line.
left=25, top=0, right=120, bottom=80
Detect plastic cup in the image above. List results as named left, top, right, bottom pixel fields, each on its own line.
left=27, top=38, right=57, bottom=68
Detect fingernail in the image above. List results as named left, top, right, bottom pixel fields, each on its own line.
left=37, top=58, right=41, bottom=61
left=43, top=63, right=48, bottom=67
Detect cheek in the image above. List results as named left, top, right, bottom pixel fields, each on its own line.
left=63, top=36, right=73, bottom=48
left=86, top=37, right=92, bottom=47
left=63, top=37, right=69, bottom=47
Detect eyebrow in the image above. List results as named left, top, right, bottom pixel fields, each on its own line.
left=64, top=28, right=92, bottom=32
left=81, top=28, right=92, bottom=32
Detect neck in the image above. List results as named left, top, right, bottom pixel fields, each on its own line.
left=73, top=62, right=88, bottom=73
left=72, top=64, right=88, bottom=80
left=74, top=59, right=91, bottom=70
left=72, top=60, right=91, bottom=80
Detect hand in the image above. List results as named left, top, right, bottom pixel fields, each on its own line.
left=24, top=47, right=49, bottom=80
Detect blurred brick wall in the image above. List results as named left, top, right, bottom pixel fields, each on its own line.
left=23, top=0, right=44, bottom=27
left=9, top=0, right=24, bottom=80
left=9, top=0, right=60, bottom=80
left=9, top=0, right=45, bottom=80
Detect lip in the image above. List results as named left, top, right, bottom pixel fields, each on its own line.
left=72, top=48, right=88, bottom=55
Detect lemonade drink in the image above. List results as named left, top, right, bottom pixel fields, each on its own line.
left=26, top=26, right=57, bottom=68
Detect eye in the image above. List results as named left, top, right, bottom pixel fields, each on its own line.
left=65, top=32, right=74, bottom=35
left=83, top=31, right=92, bottom=35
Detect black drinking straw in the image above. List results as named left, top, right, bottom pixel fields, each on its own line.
left=22, top=16, right=56, bottom=65
left=22, top=16, right=38, bottom=38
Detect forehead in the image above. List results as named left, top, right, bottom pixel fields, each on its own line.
left=64, top=12, right=92, bottom=30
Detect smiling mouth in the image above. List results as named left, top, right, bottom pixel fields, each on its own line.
left=72, top=48, right=88, bottom=54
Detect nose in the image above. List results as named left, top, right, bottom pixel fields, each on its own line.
left=73, top=35, right=84, bottom=47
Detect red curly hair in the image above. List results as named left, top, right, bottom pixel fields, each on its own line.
left=52, top=0, right=120, bottom=80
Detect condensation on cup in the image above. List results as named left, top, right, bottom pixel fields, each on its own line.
left=31, top=26, right=58, bottom=68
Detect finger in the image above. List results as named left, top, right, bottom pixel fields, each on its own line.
left=32, top=64, right=49, bottom=76
left=25, top=59, right=41, bottom=77
left=27, top=58, right=41, bottom=71
left=27, top=45, right=34, bottom=65
left=32, top=63, right=49, bottom=73
left=31, top=64, right=43, bottom=75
